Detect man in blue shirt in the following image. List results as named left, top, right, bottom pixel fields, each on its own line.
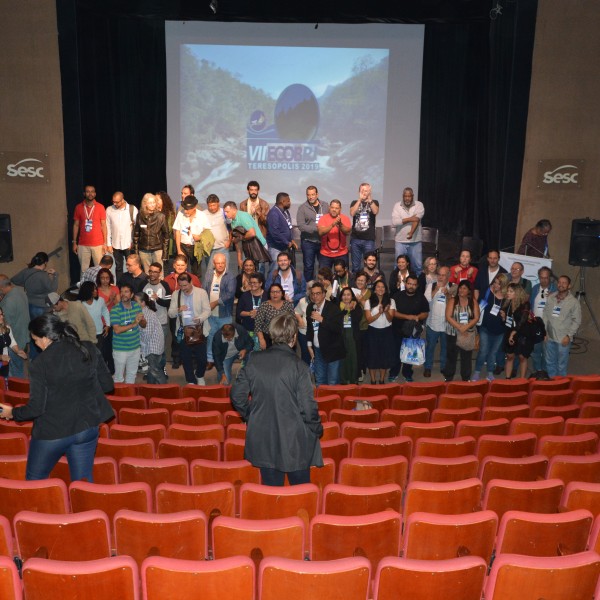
left=266, top=192, right=298, bottom=279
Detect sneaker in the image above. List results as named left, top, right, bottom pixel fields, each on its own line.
left=387, top=375, right=397, bottom=383
left=471, top=372, right=480, bottom=382
left=196, top=377, right=206, bottom=386
left=423, top=369, right=431, bottom=378
left=486, top=374, right=495, bottom=382
left=138, top=358, right=148, bottom=373
left=404, top=376, right=414, bottom=383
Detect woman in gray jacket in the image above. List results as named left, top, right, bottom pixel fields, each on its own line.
left=231, top=312, right=323, bottom=486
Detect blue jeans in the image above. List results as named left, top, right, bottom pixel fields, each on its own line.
left=297, top=332, right=311, bottom=366
left=26, top=426, right=99, bottom=481
left=179, top=339, right=207, bottom=383
left=7, top=347, right=25, bottom=378
left=424, top=326, right=447, bottom=371
left=217, top=353, right=240, bottom=384
left=544, top=340, right=571, bottom=378
left=394, top=241, right=423, bottom=275
left=301, top=240, right=321, bottom=281
left=313, top=347, right=341, bottom=386
left=475, top=328, right=504, bottom=376
left=146, top=353, right=167, bottom=384
left=207, top=315, right=233, bottom=362
left=350, top=238, right=376, bottom=275
left=318, top=254, right=347, bottom=271
left=531, top=343, right=546, bottom=372
left=260, top=467, right=311, bottom=486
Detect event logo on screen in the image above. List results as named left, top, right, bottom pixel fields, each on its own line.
left=246, top=84, right=320, bottom=171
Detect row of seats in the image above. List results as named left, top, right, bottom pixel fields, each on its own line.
left=4, top=503, right=600, bottom=566
left=4, top=551, right=600, bottom=600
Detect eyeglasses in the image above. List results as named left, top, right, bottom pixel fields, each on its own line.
left=148, top=270, right=161, bottom=274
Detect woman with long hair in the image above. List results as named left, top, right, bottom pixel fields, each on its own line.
left=0, top=308, right=27, bottom=378
left=79, top=281, right=112, bottom=373
left=338, top=287, right=363, bottom=384
left=96, top=267, right=120, bottom=311
left=501, top=282, right=532, bottom=379
left=389, top=254, right=411, bottom=296
left=237, top=272, right=268, bottom=352
left=444, top=280, right=480, bottom=382
left=11, top=251, right=58, bottom=320
left=133, top=193, right=169, bottom=272
left=418, top=256, right=439, bottom=300
left=364, top=280, right=395, bottom=384
left=235, top=258, right=257, bottom=299
left=155, top=190, right=177, bottom=260
left=254, top=283, right=295, bottom=350
left=0, top=314, right=114, bottom=481
left=472, top=273, right=508, bottom=381
left=352, top=270, right=372, bottom=382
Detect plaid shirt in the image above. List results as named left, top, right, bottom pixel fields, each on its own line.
left=139, top=306, right=164, bottom=357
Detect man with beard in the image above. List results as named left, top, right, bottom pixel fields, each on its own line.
left=240, top=180, right=270, bottom=239
left=390, top=273, right=429, bottom=382
left=297, top=185, right=328, bottom=281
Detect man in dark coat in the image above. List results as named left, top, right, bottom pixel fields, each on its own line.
left=230, top=313, right=323, bottom=486
left=306, top=282, right=346, bottom=386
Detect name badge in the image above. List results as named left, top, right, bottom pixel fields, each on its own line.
left=505, top=316, right=513, bottom=328
left=212, top=284, right=220, bottom=292
left=436, top=295, right=446, bottom=304
left=552, top=306, right=561, bottom=317
left=85, top=218, right=93, bottom=233
left=312, top=320, right=320, bottom=333
left=459, top=311, right=469, bottom=324
left=490, top=304, right=500, bottom=316
left=344, top=314, right=352, bottom=328
left=315, top=214, right=322, bottom=224
left=140, top=224, right=147, bottom=229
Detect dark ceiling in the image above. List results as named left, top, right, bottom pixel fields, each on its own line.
left=76, top=0, right=492, bottom=24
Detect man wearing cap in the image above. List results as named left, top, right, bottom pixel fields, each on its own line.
left=47, top=292, right=97, bottom=343
left=172, top=194, right=211, bottom=277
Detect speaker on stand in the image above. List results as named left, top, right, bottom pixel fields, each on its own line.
left=569, top=218, right=600, bottom=337
left=0, top=214, right=13, bottom=263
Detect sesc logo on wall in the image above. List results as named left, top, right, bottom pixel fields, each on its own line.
left=0, top=151, right=51, bottom=184
left=537, top=159, right=584, bottom=189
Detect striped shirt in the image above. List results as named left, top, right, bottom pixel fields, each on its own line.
left=110, top=301, right=142, bottom=352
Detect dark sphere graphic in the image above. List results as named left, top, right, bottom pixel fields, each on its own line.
left=274, top=84, right=319, bottom=141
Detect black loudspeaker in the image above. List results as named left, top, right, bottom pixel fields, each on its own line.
left=0, top=214, right=13, bottom=263
left=569, top=218, right=600, bottom=267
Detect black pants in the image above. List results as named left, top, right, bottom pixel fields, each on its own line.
left=112, top=248, right=131, bottom=283
left=259, top=467, right=311, bottom=486
left=181, top=244, right=200, bottom=277
left=443, top=333, right=473, bottom=382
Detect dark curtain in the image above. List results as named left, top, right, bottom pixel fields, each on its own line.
left=418, top=0, right=538, bottom=252
left=58, top=1, right=537, bottom=283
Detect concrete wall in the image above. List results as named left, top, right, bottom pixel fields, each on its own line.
left=517, top=0, right=600, bottom=339
left=0, top=1, right=69, bottom=284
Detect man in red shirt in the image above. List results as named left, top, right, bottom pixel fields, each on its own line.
left=317, top=199, right=352, bottom=270
left=72, top=185, right=107, bottom=276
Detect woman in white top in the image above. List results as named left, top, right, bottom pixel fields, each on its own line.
left=364, top=280, right=396, bottom=384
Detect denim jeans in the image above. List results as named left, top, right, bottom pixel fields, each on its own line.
left=313, top=347, right=341, bottom=386
left=217, top=353, right=241, bottom=384
left=394, top=241, right=423, bottom=275
left=7, top=347, right=25, bottom=378
left=530, top=343, right=546, bottom=372
left=424, top=326, right=447, bottom=371
left=206, top=315, right=233, bottom=362
left=350, top=238, right=376, bottom=275
left=113, top=348, right=141, bottom=384
left=146, top=353, right=167, bottom=384
left=474, top=327, right=504, bottom=376
left=544, top=340, right=572, bottom=378
left=179, top=339, right=207, bottom=383
left=26, top=426, right=99, bottom=481
left=297, top=332, right=312, bottom=366
left=260, top=467, right=311, bottom=486
left=301, top=240, right=321, bottom=281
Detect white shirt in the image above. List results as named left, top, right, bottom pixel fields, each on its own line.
left=106, top=203, right=138, bottom=250
left=173, top=210, right=210, bottom=245
left=204, top=208, right=229, bottom=249
left=365, top=298, right=396, bottom=329
left=279, top=270, right=295, bottom=303
left=391, top=200, right=425, bottom=243
left=427, top=287, right=449, bottom=332
left=533, top=287, right=551, bottom=318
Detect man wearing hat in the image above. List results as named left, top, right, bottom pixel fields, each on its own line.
left=172, top=194, right=211, bottom=277
left=47, top=292, right=97, bottom=343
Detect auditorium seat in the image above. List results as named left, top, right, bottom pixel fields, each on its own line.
left=400, top=421, right=455, bottom=446
left=0, top=420, right=32, bottom=437
left=22, top=555, right=139, bottom=600
left=320, top=422, right=341, bottom=441
left=96, top=437, right=155, bottom=461
left=531, top=404, right=580, bottom=420
left=170, top=409, right=222, bottom=427
left=482, top=478, right=564, bottom=520
left=547, top=454, right=600, bottom=485
left=444, top=380, right=489, bottom=396
left=166, top=423, right=224, bottom=442
left=484, top=551, right=600, bottom=600
left=223, top=410, right=243, bottom=427
left=390, top=394, right=437, bottom=412
left=138, top=383, right=181, bottom=401
left=14, top=509, right=111, bottom=562
left=578, top=401, right=600, bottom=418
left=479, top=455, right=549, bottom=488
left=437, top=392, right=483, bottom=410
left=488, top=378, right=530, bottom=394
left=320, top=438, right=350, bottom=476
left=118, top=407, right=170, bottom=428
left=537, top=431, right=599, bottom=458
left=112, top=382, right=138, bottom=396
left=315, top=384, right=359, bottom=401
left=0, top=556, right=21, bottom=600
left=341, top=421, right=397, bottom=445
left=476, top=432, right=538, bottom=461
left=402, top=510, right=497, bottom=563
left=570, top=375, right=600, bottom=393
left=575, top=390, right=600, bottom=407
left=181, top=383, right=230, bottom=399
left=402, top=381, right=446, bottom=397
left=118, top=456, right=189, bottom=494
left=106, top=394, right=147, bottom=417
left=529, top=389, right=575, bottom=413
left=223, top=438, right=246, bottom=461
left=561, top=482, right=600, bottom=518
left=212, top=515, right=305, bottom=561
left=148, top=396, right=196, bottom=416
left=110, top=423, right=166, bottom=448
left=50, top=456, right=119, bottom=486
left=414, top=435, right=476, bottom=458
left=481, top=404, right=530, bottom=422
left=431, top=407, right=481, bottom=425
left=315, top=394, right=342, bottom=418
left=157, top=438, right=219, bottom=462
left=196, top=396, right=234, bottom=414
left=310, top=510, right=402, bottom=573
left=259, top=556, right=371, bottom=600
left=330, top=408, right=379, bottom=425
left=351, top=436, right=412, bottom=461
left=380, top=408, right=430, bottom=432
left=359, top=382, right=402, bottom=402
left=342, top=394, right=389, bottom=412
left=0, top=390, right=29, bottom=407
left=483, top=390, right=529, bottom=407
left=322, top=483, right=402, bottom=516
left=456, top=418, right=510, bottom=441
left=374, top=556, right=487, bottom=600
left=529, top=378, right=570, bottom=393
left=403, top=478, right=482, bottom=519
left=338, top=456, right=408, bottom=488
left=226, top=423, right=247, bottom=439
left=409, top=455, right=479, bottom=483
left=0, top=515, right=12, bottom=558
left=6, top=376, right=29, bottom=393
left=0, top=456, right=26, bottom=480
left=564, top=416, right=600, bottom=437
left=510, top=415, right=565, bottom=437
left=0, top=432, right=28, bottom=455
left=495, top=508, right=593, bottom=556
left=114, top=509, right=207, bottom=569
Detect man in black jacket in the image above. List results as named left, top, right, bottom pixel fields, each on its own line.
left=306, top=282, right=346, bottom=386
left=212, top=323, right=253, bottom=384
